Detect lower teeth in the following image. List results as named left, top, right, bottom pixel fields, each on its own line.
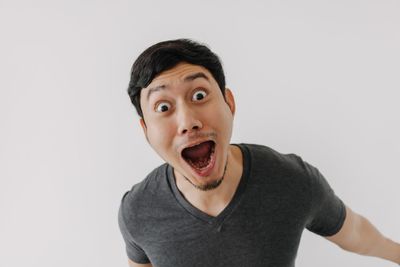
left=189, top=160, right=209, bottom=170
left=188, top=152, right=213, bottom=170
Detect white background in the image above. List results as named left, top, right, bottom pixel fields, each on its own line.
left=1, top=1, right=399, bottom=266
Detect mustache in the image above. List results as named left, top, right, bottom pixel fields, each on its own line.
left=179, top=132, right=217, bottom=148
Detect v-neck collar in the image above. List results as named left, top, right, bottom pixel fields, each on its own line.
left=167, top=143, right=251, bottom=228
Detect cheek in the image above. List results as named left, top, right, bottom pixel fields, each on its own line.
left=216, top=107, right=234, bottom=140
left=147, top=123, right=175, bottom=149
left=216, top=105, right=233, bottom=127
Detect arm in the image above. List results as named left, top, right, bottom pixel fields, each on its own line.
left=325, top=205, right=400, bottom=264
left=128, top=258, right=153, bottom=267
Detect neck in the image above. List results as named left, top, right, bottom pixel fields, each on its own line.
left=174, top=144, right=243, bottom=215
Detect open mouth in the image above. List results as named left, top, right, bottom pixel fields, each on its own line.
left=181, top=140, right=216, bottom=176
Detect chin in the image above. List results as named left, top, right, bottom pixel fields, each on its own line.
left=188, top=175, right=225, bottom=191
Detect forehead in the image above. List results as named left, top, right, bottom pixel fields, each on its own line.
left=141, top=63, right=217, bottom=103
left=148, top=62, right=213, bottom=86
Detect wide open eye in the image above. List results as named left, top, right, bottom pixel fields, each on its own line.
left=192, top=90, right=207, bottom=101
left=155, top=102, right=171, bottom=113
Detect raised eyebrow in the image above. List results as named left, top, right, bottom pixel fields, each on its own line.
left=146, top=72, right=210, bottom=101
left=146, top=85, right=166, bottom=101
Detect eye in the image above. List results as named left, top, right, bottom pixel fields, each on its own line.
left=155, top=102, right=171, bottom=113
left=192, top=89, right=207, bottom=101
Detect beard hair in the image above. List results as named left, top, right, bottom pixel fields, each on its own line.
left=183, top=157, right=228, bottom=191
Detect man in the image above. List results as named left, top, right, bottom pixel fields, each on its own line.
left=118, top=39, right=400, bottom=267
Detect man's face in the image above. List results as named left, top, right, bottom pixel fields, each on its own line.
left=139, top=62, right=236, bottom=191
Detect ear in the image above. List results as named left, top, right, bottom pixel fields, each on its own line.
left=139, top=117, right=149, bottom=142
left=224, top=88, right=236, bottom=116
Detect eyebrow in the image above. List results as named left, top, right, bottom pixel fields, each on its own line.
left=146, top=72, right=210, bottom=101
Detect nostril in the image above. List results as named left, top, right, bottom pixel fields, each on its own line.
left=180, top=121, right=202, bottom=135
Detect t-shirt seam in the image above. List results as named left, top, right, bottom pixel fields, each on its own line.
left=319, top=199, right=346, bottom=236
left=295, top=154, right=315, bottom=227
left=304, top=160, right=346, bottom=236
left=166, top=143, right=251, bottom=227
left=165, top=164, right=214, bottom=224
left=215, top=143, right=252, bottom=230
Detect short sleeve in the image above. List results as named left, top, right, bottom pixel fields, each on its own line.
left=302, top=159, right=347, bottom=237
left=118, top=192, right=151, bottom=264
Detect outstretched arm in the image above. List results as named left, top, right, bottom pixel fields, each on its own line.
left=325, top=205, right=400, bottom=264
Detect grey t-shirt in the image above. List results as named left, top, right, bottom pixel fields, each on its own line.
left=118, top=143, right=346, bottom=267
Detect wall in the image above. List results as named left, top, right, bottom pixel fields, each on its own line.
left=1, top=1, right=399, bottom=266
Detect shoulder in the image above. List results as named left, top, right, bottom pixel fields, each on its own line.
left=239, top=143, right=316, bottom=193
left=240, top=143, right=305, bottom=171
left=119, top=163, right=169, bottom=217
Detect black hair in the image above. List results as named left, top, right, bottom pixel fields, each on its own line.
left=127, top=38, right=226, bottom=118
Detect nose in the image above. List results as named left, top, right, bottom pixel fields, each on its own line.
left=176, top=104, right=203, bottom=135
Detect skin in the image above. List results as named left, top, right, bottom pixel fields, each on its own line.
left=139, top=62, right=243, bottom=216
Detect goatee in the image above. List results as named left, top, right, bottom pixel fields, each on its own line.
left=184, top=158, right=228, bottom=191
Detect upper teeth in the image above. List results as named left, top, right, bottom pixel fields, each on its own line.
left=188, top=141, right=208, bottom=149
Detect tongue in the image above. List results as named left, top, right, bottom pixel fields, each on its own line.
left=182, top=141, right=212, bottom=160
